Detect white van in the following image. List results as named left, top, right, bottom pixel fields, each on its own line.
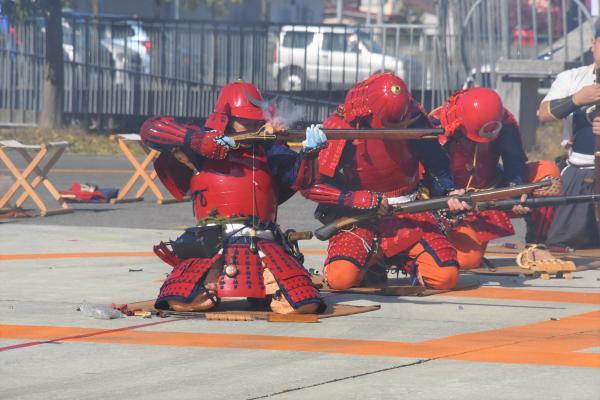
left=273, top=25, right=420, bottom=90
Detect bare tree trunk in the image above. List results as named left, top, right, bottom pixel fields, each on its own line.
left=153, top=0, right=162, bottom=18
left=39, top=0, right=64, bottom=129
left=91, top=0, right=100, bottom=16
left=260, top=0, right=270, bottom=22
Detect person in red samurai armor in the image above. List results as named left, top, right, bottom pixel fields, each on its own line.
left=140, top=80, right=327, bottom=314
left=429, top=87, right=562, bottom=270
left=302, top=73, right=468, bottom=290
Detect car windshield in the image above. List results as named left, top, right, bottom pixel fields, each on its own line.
left=358, top=31, right=382, bottom=53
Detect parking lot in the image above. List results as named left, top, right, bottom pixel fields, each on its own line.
left=1, top=154, right=599, bottom=400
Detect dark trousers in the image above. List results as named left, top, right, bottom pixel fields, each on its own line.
left=546, top=164, right=600, bottom=248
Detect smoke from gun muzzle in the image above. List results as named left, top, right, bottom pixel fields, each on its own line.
left=262, top=98, right=306, bottom=129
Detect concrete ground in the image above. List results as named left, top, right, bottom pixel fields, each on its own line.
left=1, top=155, right=599, bottom=399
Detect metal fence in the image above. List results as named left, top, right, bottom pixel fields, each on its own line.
left=0, top=15, right=454, bottom=126
left=458, top=0, right=593, bottom=88
left=0, top=1, right=595, bottom=127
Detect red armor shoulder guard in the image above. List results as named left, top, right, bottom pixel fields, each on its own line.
left=154, top=152, right=193, bottom=200
left=503, top=108, right=518, bottom=126
left=429, top=107, right=449, bottom=145
left=318, top=112, right=352, bottom=178
left=291, top=154, right=318, bottom=191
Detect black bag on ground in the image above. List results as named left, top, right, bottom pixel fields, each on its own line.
left=169, top=225, right=224, bottom=259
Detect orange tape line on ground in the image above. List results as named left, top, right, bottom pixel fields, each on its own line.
left=0, top=168, right=132, bottom=174
left=1, top=311, right=599, bottom=367
left=0, top=251, right=154, bottom=261
left=301, top=249, right=327, bottom=255
left=439, top=286, right=600, bottom=305
left=0, top=249, right=326, bottom=261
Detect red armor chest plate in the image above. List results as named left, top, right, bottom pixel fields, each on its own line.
left=349, top=139, right=418, bottom=193
left=190, top=147, right=277, bottom=223
left=448, top=137, right=499, bottom=189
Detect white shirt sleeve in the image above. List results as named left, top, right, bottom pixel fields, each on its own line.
left=542, top=69, right=575, bottom=103
left=560, top=115, right=573, bottom=148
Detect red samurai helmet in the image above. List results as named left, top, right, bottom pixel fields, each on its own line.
left=439, top=87, right=504, bottom=143
left=205, top=80, right=268, bottom=132
left=343, top=73, right=410, bottom=129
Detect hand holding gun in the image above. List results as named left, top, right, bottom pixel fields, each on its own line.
left=314, top=181, right=553, bottom=241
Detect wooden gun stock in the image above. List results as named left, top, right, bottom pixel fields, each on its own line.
left=287, top=231, right=313, bottom=241
left=231, top=127, right=443, bottom=143
left=314, top=181, right=552, bottom=241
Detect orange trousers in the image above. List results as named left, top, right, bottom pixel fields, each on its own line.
left=325, top=241, right=458, bottom=290
left=447, top=225, right=487, bottom=270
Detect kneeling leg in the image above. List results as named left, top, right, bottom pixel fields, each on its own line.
left=408, top=234, right=459, bottom=290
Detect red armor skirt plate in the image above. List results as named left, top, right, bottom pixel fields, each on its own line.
left=460, top=210, right=514, bottom=243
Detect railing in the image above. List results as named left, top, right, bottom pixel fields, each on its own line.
left=0, top=2, right=594, bottom=127
left=0, top=15, right=452, bottom=126
left=458, top=0, right=593, bottom=87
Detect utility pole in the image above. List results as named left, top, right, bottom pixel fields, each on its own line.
left=174, top=0, right=180, bottom=20
left=376, top=0, right=383, bottom=25
left=366, top=0, right=372, bottom=25
left=336, top=0, right=342, bottom=22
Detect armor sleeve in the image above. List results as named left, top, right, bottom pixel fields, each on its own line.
left=410, top=134, right=455, bottom=196
left=140, top=117, right=229, bottom=159
left=495, top=117, right=528, bottom=186
left=405, top=104, right=456, bottom=196
left=266, top=142, right=321, bottom=191
left=548, top=96, right=578, bottom=120
left=188, top=131, right=229, bottom=160
left=302, top=183, right=383, bottom=210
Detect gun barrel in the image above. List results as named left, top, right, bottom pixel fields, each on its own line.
left=314, top=181, right=556, bottom=241
left=477, top=194, right=600, bottom=211
left=281, top=128, right=443, bottom=141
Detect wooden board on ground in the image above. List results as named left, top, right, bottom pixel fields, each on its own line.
left=311, top=274, right=480, bottom=297
left=486, top=243, right=600, bottom=259
left=467, top=256, right=600, bottom=277
left=475, top=242, right=600, bottom=278
left=124, top=299, right=381, bottom=322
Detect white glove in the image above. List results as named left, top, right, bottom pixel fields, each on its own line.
left=214, top=135, right=236, bottom=149
left=302, top=124, right=327, bottom=151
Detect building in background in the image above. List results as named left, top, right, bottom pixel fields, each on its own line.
left=68, top=0, right=323, bottom=23
left=270, top=0, right=324, bottom=23
left=323, top=0, right=436, bottom=24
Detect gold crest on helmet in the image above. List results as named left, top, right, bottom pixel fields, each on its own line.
left=391, top=85, right=402, bottom=95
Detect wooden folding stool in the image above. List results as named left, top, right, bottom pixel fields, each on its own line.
left=0, top=140, right=73, bottom=216
left=110, top=134, right=189, bottom=205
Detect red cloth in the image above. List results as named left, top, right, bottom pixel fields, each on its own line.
left=325, top=212, right=454, bottom=269
left=460, top=209, right=515, bottom=244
